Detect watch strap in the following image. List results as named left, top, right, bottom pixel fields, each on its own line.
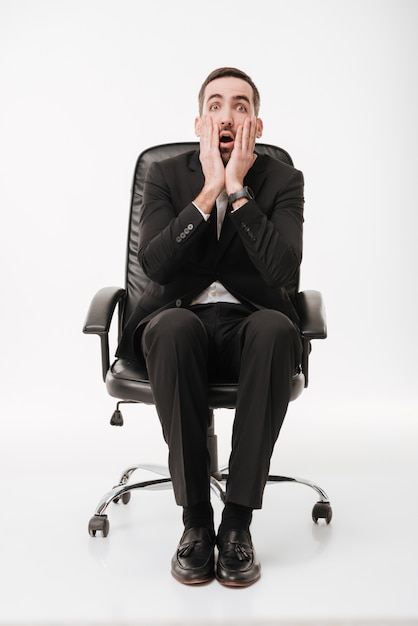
left=228, top=186, right=254, bottom=205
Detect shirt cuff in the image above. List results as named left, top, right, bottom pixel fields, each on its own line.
left=192, top=202, right=210, bottom=221
left=230, top=200, right=248, bottom=213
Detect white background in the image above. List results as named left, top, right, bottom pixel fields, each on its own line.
left=1, top=1, right=417, bottom=624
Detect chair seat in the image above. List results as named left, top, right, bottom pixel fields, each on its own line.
left=106, top=358, right=305, bottom=409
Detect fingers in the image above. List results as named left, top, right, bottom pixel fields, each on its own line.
left=198, top=115, right=225, bottom=192
left=199, top=115, right=219, bottom=150
left=225, top=116, right=257, bottom=187
left=233, top=117, right=257, bottom=156
left=235, top=116, right=257, bottom=153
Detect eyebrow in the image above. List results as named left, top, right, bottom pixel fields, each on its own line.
left=207, top=93, right=251, bottom=106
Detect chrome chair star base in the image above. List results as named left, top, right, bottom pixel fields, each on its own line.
left=88, top=404, right=332, bottom=538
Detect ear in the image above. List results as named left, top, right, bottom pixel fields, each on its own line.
left=194, top=116, right=201, bottom=137
left=256, top=118, right=264, bottom=139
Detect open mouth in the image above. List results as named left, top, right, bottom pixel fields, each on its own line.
left=219, top=132, right=234, bottom=146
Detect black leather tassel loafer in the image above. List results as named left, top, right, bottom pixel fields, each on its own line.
left=171, top=527, right=215, bottom=585
left=216, top=529, right=261, bottom=587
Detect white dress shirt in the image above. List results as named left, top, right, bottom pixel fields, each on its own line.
left=191, top=189, right=241, bottom=305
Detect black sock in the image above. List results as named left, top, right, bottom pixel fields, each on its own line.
left=218, top=502, right=253, bottom=539
left=182, top=501, right=214, bottom=536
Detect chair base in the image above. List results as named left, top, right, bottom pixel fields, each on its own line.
left=88, top=463, right=332, bottom=538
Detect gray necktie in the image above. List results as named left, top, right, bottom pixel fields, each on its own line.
left=216, top=189, right=228, bottom=239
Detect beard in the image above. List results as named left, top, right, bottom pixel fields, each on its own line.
left=220, top=146, right=232, bottom=165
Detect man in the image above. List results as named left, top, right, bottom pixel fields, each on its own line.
left=116, top=67, right=304, bottom=586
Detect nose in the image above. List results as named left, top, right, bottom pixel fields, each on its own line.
left=220, top=108, right=233, bottom=128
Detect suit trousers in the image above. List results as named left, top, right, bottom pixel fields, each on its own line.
left=140, top=302, right=302, bottom=510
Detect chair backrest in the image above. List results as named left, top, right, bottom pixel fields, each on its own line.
left=121, top=142, right=294, bottom=328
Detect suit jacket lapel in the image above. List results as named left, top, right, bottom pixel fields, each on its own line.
left=215, top=210, right=235, bottom=260
left=215, top=154, right=268, bottom=260
left=187, top=150, right=206, bottom=202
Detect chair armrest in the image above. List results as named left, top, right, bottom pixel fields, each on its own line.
left=83, top=286, right=126, bottom=335
left=297, top=290, right=327, bottom=339
left=83, top=286, right=126, bottom=381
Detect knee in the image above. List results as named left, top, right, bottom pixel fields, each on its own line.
left=245, top=309, right=296, bottom=341
left=241, top=309, right=302, bottom=367
left=142, top=307, right=207, bottom=350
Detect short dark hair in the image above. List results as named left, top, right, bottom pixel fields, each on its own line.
left=198, top=67, right=261, bottom=116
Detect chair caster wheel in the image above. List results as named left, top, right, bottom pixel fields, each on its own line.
left=121, top=491, right=131, bottom=504
left=312, top=501, right=332, bottom=524
left=112, top=490, right=131, bottom=505
left=88, top=514, right=110, bottom=537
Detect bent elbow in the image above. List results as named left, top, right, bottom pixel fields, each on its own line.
left=138, top=251, right=172, bottom=285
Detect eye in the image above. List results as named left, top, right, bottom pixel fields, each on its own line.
left=209, top=103, right=220, bottom=111
left=236, top=104, right=247, bottom=113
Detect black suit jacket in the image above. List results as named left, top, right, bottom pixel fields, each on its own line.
left=116, top=149, right=304, bottom=361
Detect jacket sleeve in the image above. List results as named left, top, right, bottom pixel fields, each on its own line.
left=137, top=161, right=208, bottom=284
left=229, top=167, right=304, bottom=290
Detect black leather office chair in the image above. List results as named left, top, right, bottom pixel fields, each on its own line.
left=83, top=142, right=332, bottom=538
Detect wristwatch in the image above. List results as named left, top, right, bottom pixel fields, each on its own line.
left=228, top=186, right=255, bottom=205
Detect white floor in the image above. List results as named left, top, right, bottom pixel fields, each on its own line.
left=1, top=383, right=417, bottom=626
